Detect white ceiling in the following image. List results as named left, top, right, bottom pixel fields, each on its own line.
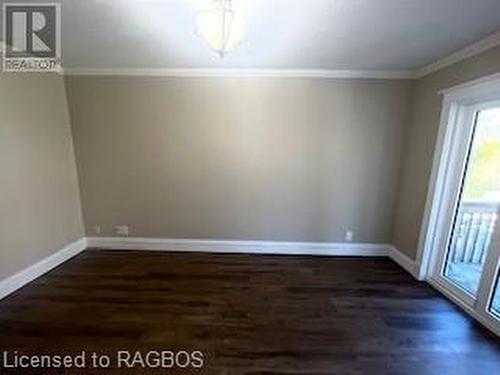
left=57, top=0, right=500, bottom=71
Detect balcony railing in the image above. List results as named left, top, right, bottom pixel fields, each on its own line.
left=449, top=201, right=499, bottom=264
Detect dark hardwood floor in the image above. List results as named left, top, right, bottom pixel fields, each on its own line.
left=0, top=250, right=499, bottom=374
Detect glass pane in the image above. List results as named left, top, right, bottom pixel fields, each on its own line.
left=443, top=107, right=500, bottom=296
left=490, top=271, right=500, bottom=317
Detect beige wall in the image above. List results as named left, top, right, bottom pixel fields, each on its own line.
left=0, top=73, right=84, bottom=280
left=66, top=76, right=412, bottom=243
left=393, top=44, right=500, bottom=260
left=2, top=44, right=498, bottom=279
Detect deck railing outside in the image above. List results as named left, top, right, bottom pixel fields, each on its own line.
left=449, top=201, right=499, bottom=264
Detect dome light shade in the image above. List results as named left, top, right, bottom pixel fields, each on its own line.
left=196, top=0, right=246, bottom=57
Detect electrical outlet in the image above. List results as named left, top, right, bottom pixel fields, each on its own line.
left=114, top=225, right=129, bottom=236
left=94, top=225, right=101, bottom=235
left=345, top=230, right=354, bottom=242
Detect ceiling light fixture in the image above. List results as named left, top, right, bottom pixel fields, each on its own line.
left=196, top=0, right=246, bottom=58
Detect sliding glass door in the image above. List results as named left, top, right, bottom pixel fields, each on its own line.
left=432, top=104, right=500, bottom=332
left=442, top=107, right=500, bottom=296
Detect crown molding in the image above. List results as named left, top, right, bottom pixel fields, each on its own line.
left=415, top=30, right=500, bottom=79
left=63, top=68, right=415, bottom=80
left=58, top=30, right=500, bottom=80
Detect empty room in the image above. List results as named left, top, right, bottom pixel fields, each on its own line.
left=1, top=0, right=500, bottom=373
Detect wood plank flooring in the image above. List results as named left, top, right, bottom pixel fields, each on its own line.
left=0, top=250, right=499, bottom=374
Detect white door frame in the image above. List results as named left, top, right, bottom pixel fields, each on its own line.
left=415, top=72, right=500, bottom=336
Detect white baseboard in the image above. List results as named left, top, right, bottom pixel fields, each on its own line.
left=86, top=236, right=391, bottom=257
left=0, top=238, right=417, bottom=302
left=388, top=246, right=418, bottom=279
left=0, top=238, right=87, bottom=300
left=1, top=236, right=495, bottom=336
